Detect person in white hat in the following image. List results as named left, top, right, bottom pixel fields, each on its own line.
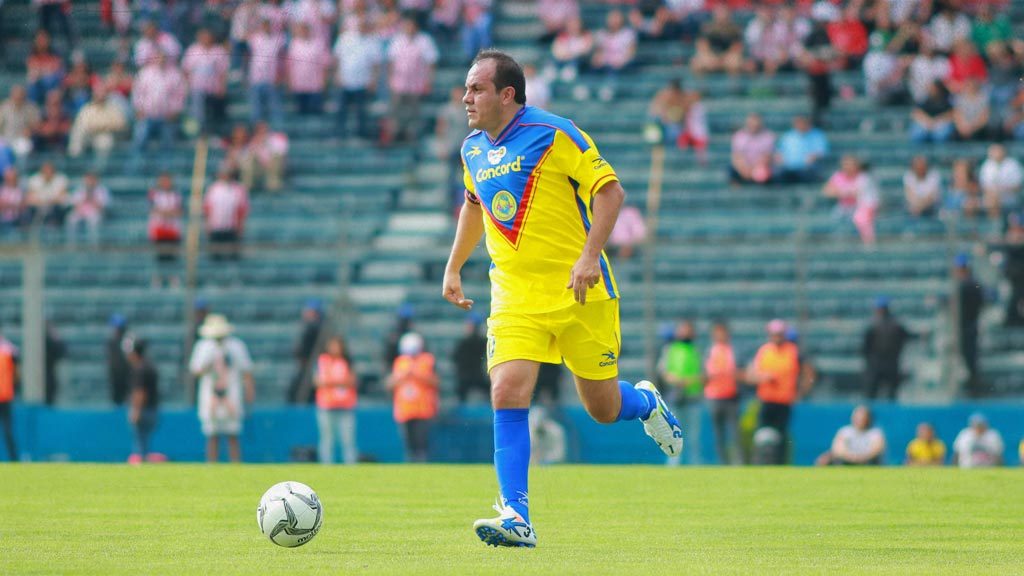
left=189, top=314, right=254, bottom=462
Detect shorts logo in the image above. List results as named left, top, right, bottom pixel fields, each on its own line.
left=487, top=146, right=507, bottom=165
left=492, top=190, right=518, bottom=222
left=467, top=145, right=482, bottom=159
left=487, top=335, right=496, bottom=359
left=599, top=350, right=617, bottom=367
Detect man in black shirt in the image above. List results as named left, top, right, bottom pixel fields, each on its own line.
left=862, top=296, right=912, bottom=400
left=128, top=339, right=159, bottom=462
left=452, top=314, right=488, bottom=403
left=107, top=314, right=131, bottom=405
left=287, top=300, right=323, bottom=404
left=955, top=254, right=985, bottom=397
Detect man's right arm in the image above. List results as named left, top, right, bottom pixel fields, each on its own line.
left=442, top=198, right=484, bottom=310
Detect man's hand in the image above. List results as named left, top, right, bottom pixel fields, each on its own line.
left=442, top=269, right=474, bottom=310
left=567, top=254, right=602, bottom=305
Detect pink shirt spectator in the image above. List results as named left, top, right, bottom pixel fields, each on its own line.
left=826, top=171, right=866, bottom=208
left=594, top=27, right=636, bottom=69
left=230, top=0, right=262, bottom=42
left=731, top=129, right=776, bottom=171
left=69, top=184, right=110, bottom=220
left=204, top=180, right=249, bottom=232
left=182, top=44, right=230, bottom=95
left=148, top=187, right=183, bottom=238
left=609, top=205, right=646, bottom=248
left=248, top=131, right=289, bottom=165
left=286, top=0, right=337, bottom=47
left=248, top=32, right=285, bottom=85
left=286, top=37, right=331, bottom=93
left=388, top=32, right=439, bottom=95
left=134, top=32, right=182, bottom=68
left=133, top=63, right=187, bottom=119
left=432, top=0, right=462, bottom=28
left=539, top=0, right=579, bottom=33
left=0, top=183, right=23, bottom=222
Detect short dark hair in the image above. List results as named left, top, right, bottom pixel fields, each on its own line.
left=472, top=49, right=526, bottom=105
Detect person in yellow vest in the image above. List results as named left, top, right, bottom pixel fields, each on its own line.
left=704, top=320, right=741, bottom=465
left=387, top=332, right=439, bottom=463
left=745, top=319, right=810, bottom=464
left=0, top=331, right=18, bottom=461
left=315, top=336, right=359, bottom=464
left=905, top=422, right=946, bottom=466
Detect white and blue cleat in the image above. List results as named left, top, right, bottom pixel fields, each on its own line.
left=473, top=502, right=537, bottom=548
left=636, top=380, right=684, bottom=457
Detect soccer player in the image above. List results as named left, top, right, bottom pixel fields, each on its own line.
left=442, top=49, right=682, bottom=548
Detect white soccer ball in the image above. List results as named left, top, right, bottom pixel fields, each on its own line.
left=257, top=481, right=323, bottom=548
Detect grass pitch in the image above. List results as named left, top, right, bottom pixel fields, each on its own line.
left=2, top=465, right=1022, bottom=575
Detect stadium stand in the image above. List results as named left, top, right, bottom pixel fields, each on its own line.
left=0, top=0, right=1023, bottom=410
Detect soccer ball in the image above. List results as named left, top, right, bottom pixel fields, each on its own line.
left=257, top=481, right=323, bottom=548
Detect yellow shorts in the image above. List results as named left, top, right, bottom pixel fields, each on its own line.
left=486, top=299, right=621, bottom=380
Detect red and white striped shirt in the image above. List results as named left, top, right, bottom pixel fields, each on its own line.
left=132, top=63, right=187, bottom=119
left=247, top=32, right=285, bottom=85
left=204, top=180, right=249, bottom=232
left=286, top=37, right=331, bottom=93
left=148, top=186, right=183, bottom=237
left=387, top=32, right=438, bottom=95
left=134, top=32, right=182, bottom=68
left=182, top=43, right=230, bottom=95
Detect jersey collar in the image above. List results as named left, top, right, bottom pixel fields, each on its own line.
left=485, top=106, right=528, bottom=146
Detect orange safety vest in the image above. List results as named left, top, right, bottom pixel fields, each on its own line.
left=315, top=354, right=357, bottom=410
left=0, top=341, right=16, bottom=403
left=703, top=343, right=737, bottom=400
left=391, top=353, right=438, bottom=423
left=752, top=342, right=800, bottom=405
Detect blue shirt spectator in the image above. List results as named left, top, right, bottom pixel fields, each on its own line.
left=775, top=116, right=829, bottom=183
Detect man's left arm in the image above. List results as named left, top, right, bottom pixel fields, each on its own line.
left=567, top=179, right=624, bottom=305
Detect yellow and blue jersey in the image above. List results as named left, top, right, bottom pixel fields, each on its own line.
left=462, top=106, right=621, bottom=314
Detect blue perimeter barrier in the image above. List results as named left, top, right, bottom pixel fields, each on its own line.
left=3, top=402, right=1022, bottom=465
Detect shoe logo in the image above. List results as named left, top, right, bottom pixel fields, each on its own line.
left=599, top=350, right=617, bottom=367
left=500, top=517, right=531, bottom=538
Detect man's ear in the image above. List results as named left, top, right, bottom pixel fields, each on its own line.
left=502, top=86, right=517, bottom=105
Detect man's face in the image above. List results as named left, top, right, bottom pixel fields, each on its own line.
left=158, top=175, right=172, bottom=189
left=917, top=423, right=933, bottom=441
left=990, top=145, right=1005, bottom=163
left=746, top=114, right=762, bottom=132
left=464, top=60, right=508, bottom=132
left=852, top=407, right=869, bottom=430
left=793, top=117, right=809, bottom=133
left=10, top=86, right=25, bottom=104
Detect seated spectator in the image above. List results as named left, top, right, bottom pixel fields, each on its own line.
left=648, top=79, right=687, bottom=142
left=148, top=172, right=183, bottom=287
left=182, top=28, right=230, bottom=136
left=219, top=124, right=251, bottom=177
left=286, top=22, right=331, bottom=115
left=32, top=89, right=71, bottom=152
left=816, top=405, right=885, bottom=466
left=677, top=88, right=708, bottom=163
left=946, top=158, right=982, bottom=219
left=523, top=63, right=551, bottom=110
left=26, top=31, right=65, bottom=105
left=65, top=172, right=110, bottom=245
left=971, top=5, right=1012, bottom=54
left=134, top=20, right=182, bottom=69
left=0, top=86, right=40, bottom=163
left=538, top=0, right=579, bottom=42
left=824, top=155, right=878, bottom=246
left=629, top=1, right=683, bottom=41
left=953, top=413, right=1004, bottom=468
left=986, top=43, right=1020, bottom=117
left=952, top=80, right=990, bottom=141
left=908, top=41, right=949, bottom=106
left=551, top=17, right=593, bottom=82
left=905, top=422, right=946, bottom=466
left=608, top=203, right=646, bottom=260
left=240, top=122, right=287, bottom=192
left=386, top=16, right=438, bottom=143
left=590, top=10, right=636, bottom=101
left=945, top=39, right=987, bottom=94
left=247, top=19, right=285, bottom=127
left=826, top=6, right=869, bottom=69
left=904, top=156, right=941, bottom=217
left=910, top=81, right=954, bottom=143
left=68, top=85, right=126, bottom=172
left=980, top=144, right=1023, bottom=222
left=0, top=168, right=25, bottom=231
left=131, top=53, right=187, bottom=170
left=862, top=11, right=912, bottom=106
left=690, top=5, right=745, bottom=75
left=927, top=5, right=970, bottom=54
left=774, top=115, right=828, bottom=183
left=25, top=161, right=69, bottom=227
left=729, top=113, right=775, bottom=185
left=1005, top=87, right=1024, bottom=141
left=62, top=58, right=99, bottom=116
left=744, top=7, right=806, bottom=76
left=461, top=0, right=493, bottom=65
left=203, top=169, right=249, bottom=261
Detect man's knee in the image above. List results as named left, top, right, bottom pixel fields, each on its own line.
left=490, top=370, right=528, bottom=409
left=587, top=403, right=618, bottom=425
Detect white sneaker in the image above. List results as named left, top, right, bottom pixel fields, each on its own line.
left=636, top=380, right=684, bottom=457
left=473, top=501, right=537, bottom=548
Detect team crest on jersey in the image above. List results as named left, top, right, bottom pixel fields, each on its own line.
left=487, top=146, right=508, bottom=165
left=467, top=145, right=482, bottom=159
left=491, top=190, right=517, bottom=222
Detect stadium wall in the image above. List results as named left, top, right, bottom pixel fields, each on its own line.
left=6, top=403, right=1023, bottom=466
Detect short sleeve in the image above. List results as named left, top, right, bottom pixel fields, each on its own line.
left=952, top=430, right=966, bottom=455
left=233, top=340, right=254, bottom=373
left=189, top=341, right=211, bottom=374
left=462, top=158, right=479, bottom=204
left=551, top=127, right=618, bottom=197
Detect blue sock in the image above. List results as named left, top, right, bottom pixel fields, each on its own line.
left=616, top=380, right=656, bottom=421
left=493, top=408, right=531, bottom=523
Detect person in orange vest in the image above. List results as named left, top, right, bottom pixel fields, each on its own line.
left=0, top=329, right=19, bottom=461
left=387, top=332, right=439, bottom=462
left=703, top=320, right=741, bottom=465
left=745, top=319, right=812, bottom=464
left=315, top=336, right=359, bottom=464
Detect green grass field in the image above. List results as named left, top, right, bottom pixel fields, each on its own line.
left=2, top=465, right=1022, bottom=575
